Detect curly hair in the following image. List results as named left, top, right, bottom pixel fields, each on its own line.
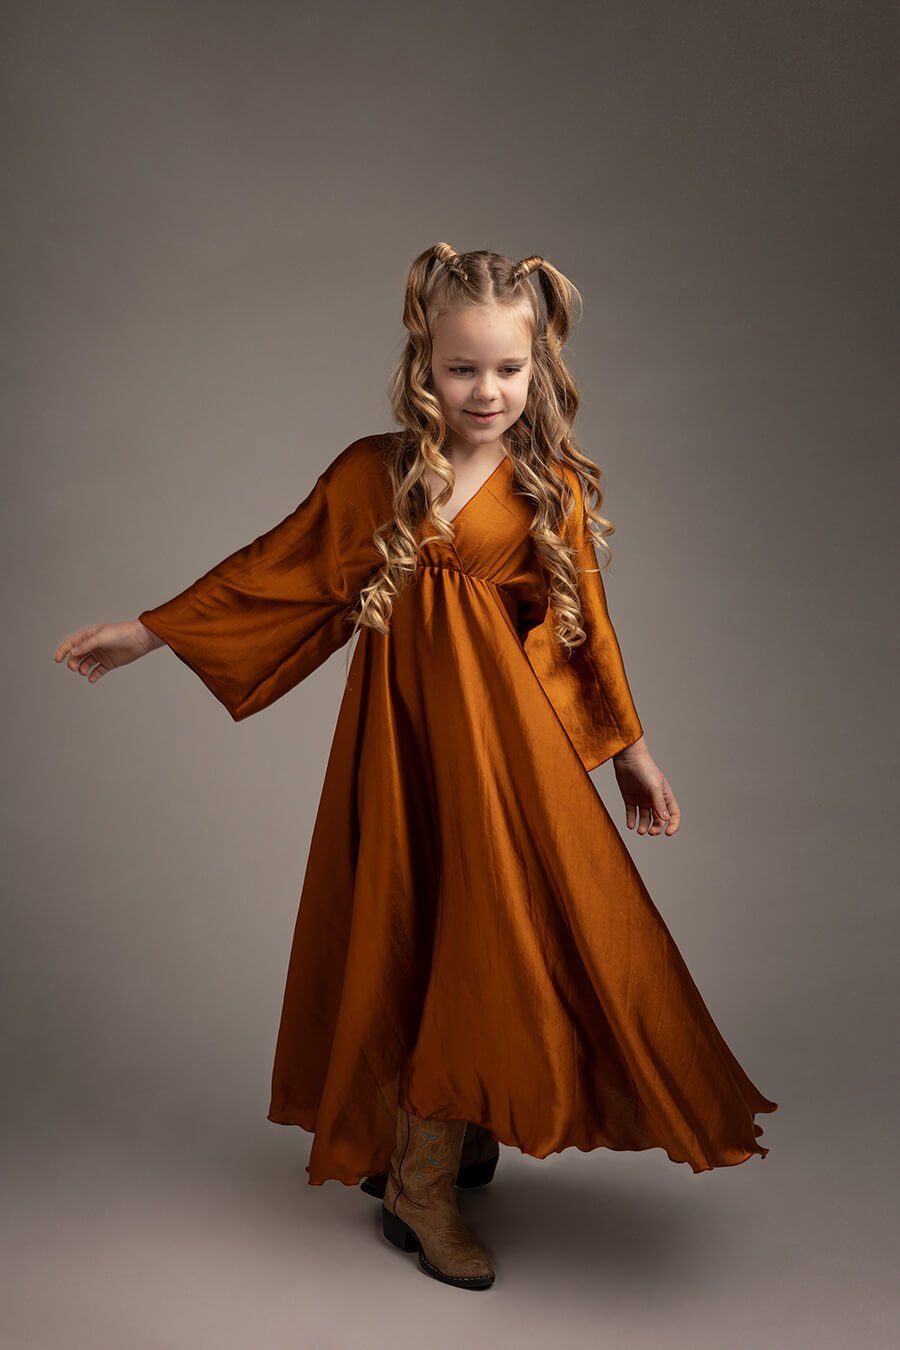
left=348, top=242, right=617, bottom=657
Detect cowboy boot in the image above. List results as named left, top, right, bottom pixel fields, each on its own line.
left=380, top=1108, right=495, bottom=1289
left=456, top=1122, right=500, bottom=1189
left=360, top=1119, right=499, bottom=1199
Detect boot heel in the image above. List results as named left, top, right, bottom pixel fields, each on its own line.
left=360, top=1171, right=388, bottom=1199
left=382, top=1204, right=419, bottom=1252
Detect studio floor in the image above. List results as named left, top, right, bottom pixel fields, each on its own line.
left=1, top=1104, right=894, bottom=1350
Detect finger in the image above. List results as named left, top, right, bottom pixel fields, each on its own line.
left=663, top=794, right=681, bottom=836
left=648, top=793, right=670, bottom=835
left=637, top=805, right=652, bottom=835
left=625, top=802, right=637, bottom=831
left=54, top=628, right=99, bottom=664
left=63, top=640, right=91, bottom=671
left=67, top=635, right=105, bottom=674
left=54, top=636, right=79, bottom=663
left=54, top=639, right=77, bottom=663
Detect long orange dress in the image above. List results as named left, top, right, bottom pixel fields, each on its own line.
left=138, top=432, right=778, bottom=1185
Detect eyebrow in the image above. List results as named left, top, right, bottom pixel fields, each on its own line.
left=444, top=356, right=529, bottom=363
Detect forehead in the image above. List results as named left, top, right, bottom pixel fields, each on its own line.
left=431, top=305, right=532, bottom=358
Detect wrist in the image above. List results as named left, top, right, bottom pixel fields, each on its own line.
left=613, top=734, right=647, bottom=764
left=134, top=617, right=165, bottom=652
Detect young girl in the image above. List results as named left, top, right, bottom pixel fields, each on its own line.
left=54, top=243, right=778, bottom=1292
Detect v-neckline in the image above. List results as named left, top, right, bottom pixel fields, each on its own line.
left=439, top=453, right=511, bottom=526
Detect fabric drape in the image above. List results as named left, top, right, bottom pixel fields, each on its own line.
left=139, top=432, right=777, bottom=1185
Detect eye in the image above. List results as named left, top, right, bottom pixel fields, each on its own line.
left=448, top=366, right=523, bottom=375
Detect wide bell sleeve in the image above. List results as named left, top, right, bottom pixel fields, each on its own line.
left=523, top=467, right=644, bottom=772
left=137, top=437, right=385, bottom=721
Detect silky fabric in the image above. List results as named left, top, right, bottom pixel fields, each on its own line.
left=139, top=433, right=778, bottom=1185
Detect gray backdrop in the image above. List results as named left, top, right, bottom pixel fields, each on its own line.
left=4, top=1, right=897, bottom=1346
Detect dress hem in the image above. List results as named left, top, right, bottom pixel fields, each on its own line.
left=266, top=1097, right=779, bottom=1188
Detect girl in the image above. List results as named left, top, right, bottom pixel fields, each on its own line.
left=54, top=243, right=778, bottom=1293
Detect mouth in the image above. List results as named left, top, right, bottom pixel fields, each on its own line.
left=465, top=410, right=501, bottom=422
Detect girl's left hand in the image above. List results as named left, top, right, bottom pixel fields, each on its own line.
left=611, top=738, right=681, bottom=837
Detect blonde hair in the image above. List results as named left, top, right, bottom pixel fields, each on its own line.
left=349, top=242, right=617, bottom=657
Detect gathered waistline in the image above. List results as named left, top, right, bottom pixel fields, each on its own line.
left=414, top=562, right=520, bottom=624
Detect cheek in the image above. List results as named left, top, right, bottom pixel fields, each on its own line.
left=512, top=377, right=531, bottom=409
left=437, top=383, right=466, bottom=412
left=430, top=375, right=452, bottom=407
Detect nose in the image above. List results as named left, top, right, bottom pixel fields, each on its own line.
left=472, top=377, right=499, bottom=402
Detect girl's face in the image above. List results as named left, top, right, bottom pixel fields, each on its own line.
left=429, top=304, right=533, bottom=455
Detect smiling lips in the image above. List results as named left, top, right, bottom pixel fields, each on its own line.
left=466, top=410, right=500, bottom=420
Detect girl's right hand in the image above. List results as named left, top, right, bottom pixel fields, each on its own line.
left=53, top=619, right=164, bottom=685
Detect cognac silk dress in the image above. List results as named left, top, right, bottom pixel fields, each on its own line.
left=138, top=432, right=777, bottom=1186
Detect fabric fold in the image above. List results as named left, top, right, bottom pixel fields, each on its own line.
left=140, top=431, right=777, bottom=1184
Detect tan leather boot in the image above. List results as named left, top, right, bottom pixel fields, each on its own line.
left=381, top=1108, right=495, bottom=1289
left=360, top=1119, right=499, bottom=1199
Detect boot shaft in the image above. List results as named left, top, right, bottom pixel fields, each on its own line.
left=384, top=1109, right=467, bottom=1212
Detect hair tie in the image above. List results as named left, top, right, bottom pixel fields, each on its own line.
left=514, top=255, right=543, bottom=284
left=432, top=242, right=469, bottom=283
